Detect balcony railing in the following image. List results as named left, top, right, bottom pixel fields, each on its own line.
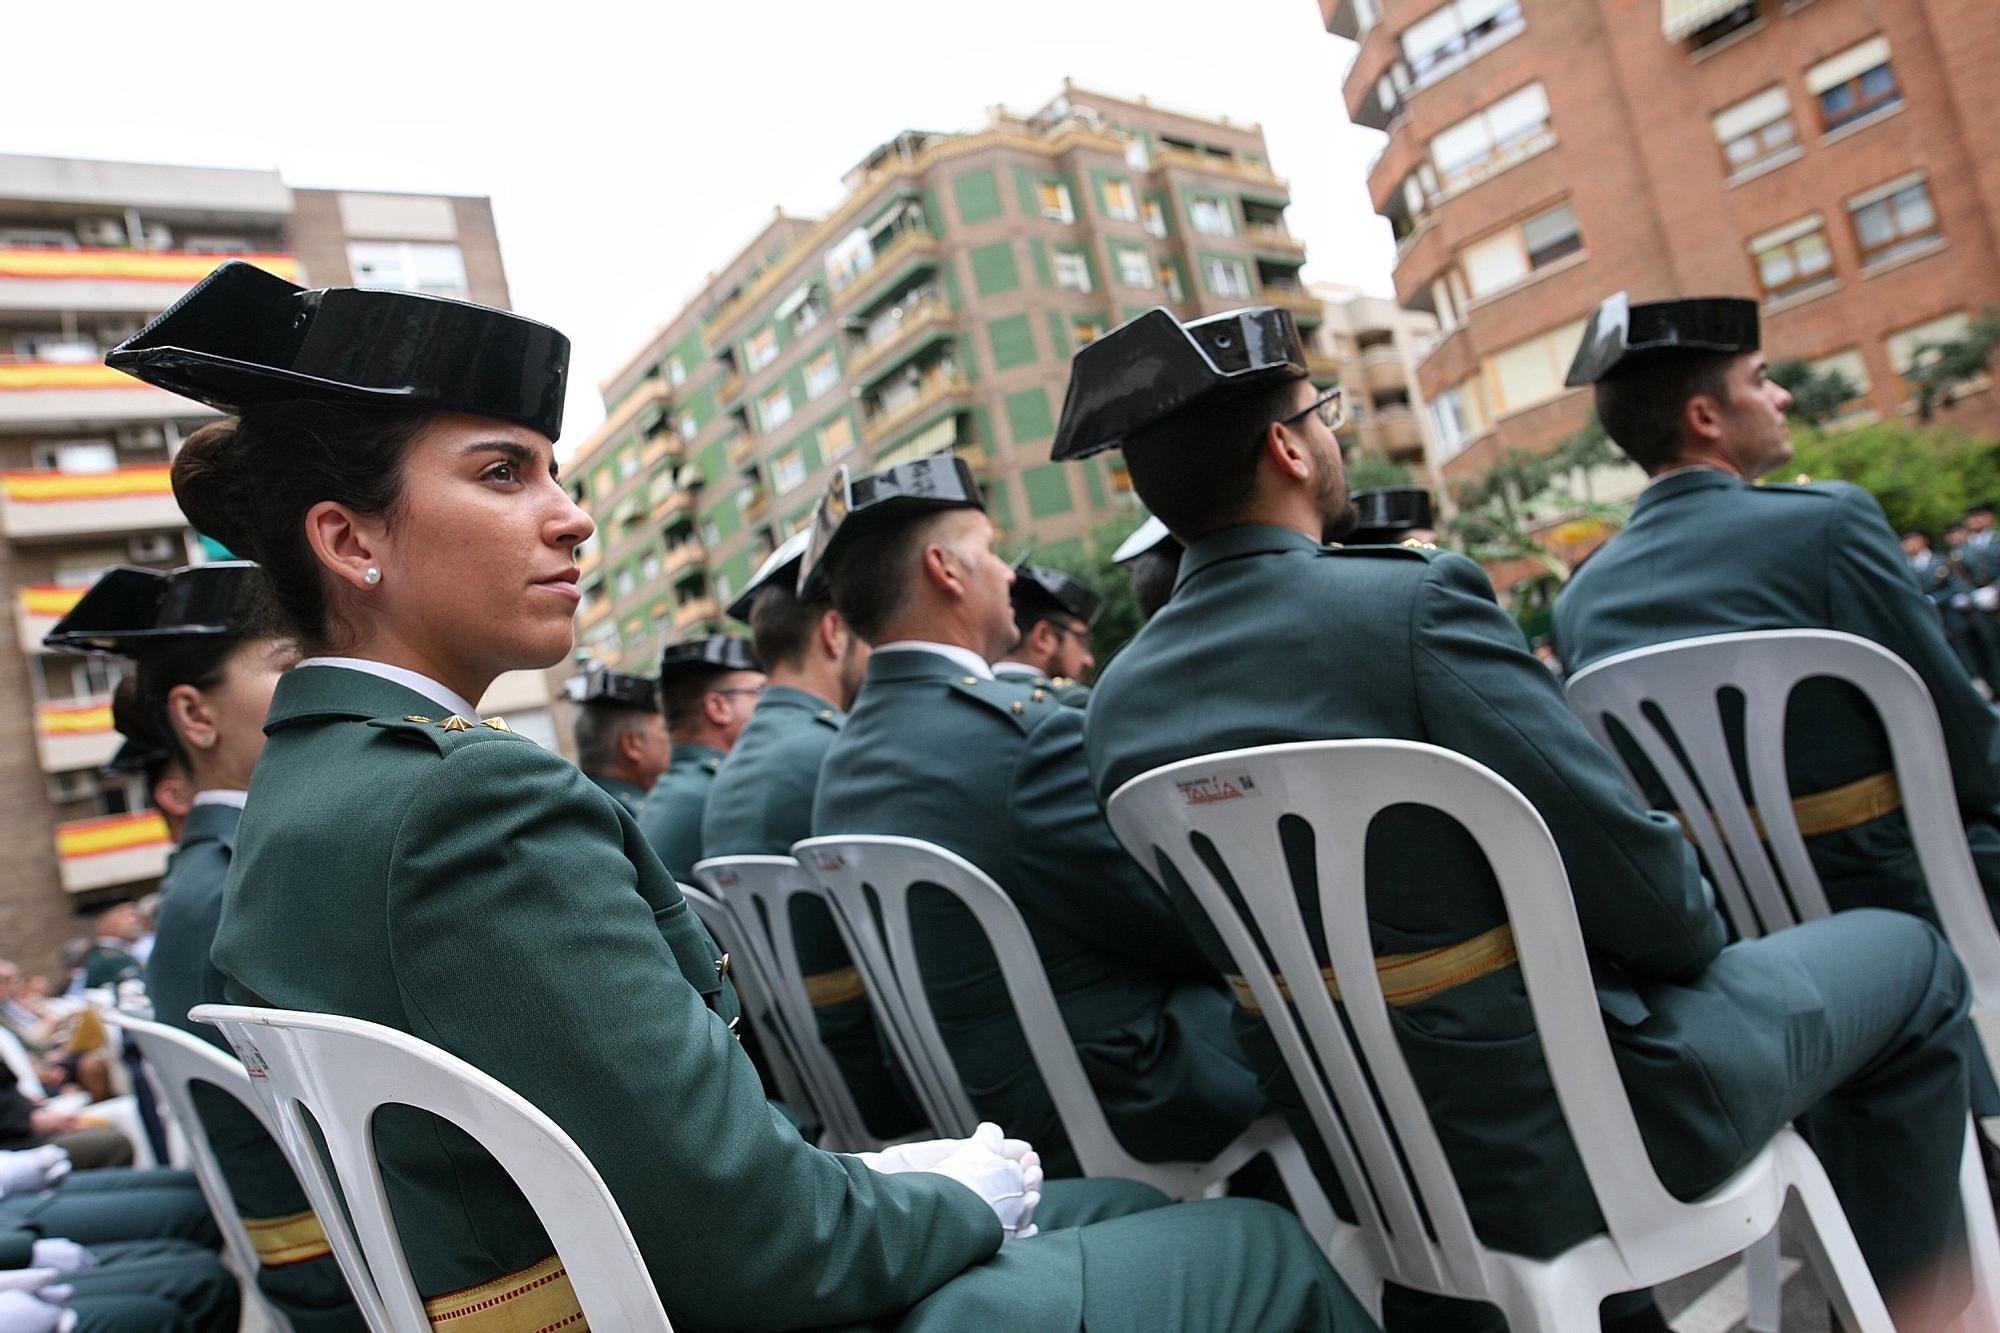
left=1, top=464, right=182, bottom=543
left=16, top=583, right=83, bottom=654
left=672, top=596, right=721, bottom=632
left=862, top=370, right=973, bottom=445
left=1153, top=148, right=1288, bottom=190
left=664, top=543, right=705, bottom=580
left=35, top=695, right=117, bottom=774
left=0, top=247, right=299, bottom=284
left=848, top=297, right=954, bottom=382
left=1261, top=285, right=1321, bottom=317
left=1306, top=352, right=1342, bottom=380
left=830, top=230, right=942, bottom=311
left=55, top=810, right=171, bottom=895
left=653, top=487, right=696, bottom=523
left=0, top=361, right=203, bottom=427
left=1245, top=224, right=1307, bottom=254
left=725, top=431, right=757, bottom=468
left=1435, top=128, right=1558, bottom=203
left=639, top=430, right=683, bottom=468
left=715, top=372, right=744, bottom=405
left=741, top=491, right=771, bottom=526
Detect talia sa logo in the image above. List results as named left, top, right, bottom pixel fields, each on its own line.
left=1176, top=773, right=1260, bottom=805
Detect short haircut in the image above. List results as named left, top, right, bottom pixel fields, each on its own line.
left=1118, top=378, right=1302, bottom=540
left=573, top=701, right=650, bottom=772
left=748, top=580, right=826, bottom=670
left=827, top=509, right=957, bottom=644
left=660, top=671, right=728, bottom=733
left=1592, top=351, right=1735, bottom=473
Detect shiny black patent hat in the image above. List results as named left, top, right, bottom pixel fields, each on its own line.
left=1345, top=487, right=1434, bottom=544
left=658, top=634, right=761, bottom=685
left=1049, top=306, right=1308, bottom=462
left=106, top=260, right=570, bottom=440
left=101, top=738, right=170, bottom=778
left=798, top=453, right=983, bottom=597
left=727, top=528, right=813, bottom=623
left=1011, top=561, right=1103, bottom=626
left=1564, top=293, right=1760, bottom=387
left=564, top=663, right=658, bottom=711
left=44, top=562, right=264, bottom=656
left=1112, top=516, right=1178, bottom=564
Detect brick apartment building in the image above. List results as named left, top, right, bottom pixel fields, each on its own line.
left=0, top=154, right=556, bottom=973
left=566, top=84, right=1348, bottom=672
left=1322, top=0, right=2000, bottom=483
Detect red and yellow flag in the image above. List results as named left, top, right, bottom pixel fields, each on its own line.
left=55, top=811, right=170, bottom=860
left=0, top=248, right=299, bottom=284
left=2, top=465, right=173, bottom=502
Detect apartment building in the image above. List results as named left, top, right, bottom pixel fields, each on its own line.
left=568, top=83, right=1328, bottom=671
left=1323, top=0, right=2000, bottom=482
left=1310, top=280, right=1442, bottom=490
left=0, top=152, right=554, bottom=971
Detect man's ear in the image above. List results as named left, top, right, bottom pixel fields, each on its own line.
left=1264, top=420, right=1312, bottom=482
left=920, top=542, right=967, bottom=600
left=1683, top=390, right=1726, bottom=445
left=818, top=608, right=848, bottom=660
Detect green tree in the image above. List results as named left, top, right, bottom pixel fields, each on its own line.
left=1344, top=452, right=1414, bottom=491
left=1769, top=359, right=1863, bottom=428
left=1023, top=514, right=1151, bottom=667
left=1789, top=418, right=2000, bottom=535
left=1906, top=308, right=2000, bottom=422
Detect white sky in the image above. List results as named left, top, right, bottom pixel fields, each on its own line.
left=5, top=0, right=1391, bottom=445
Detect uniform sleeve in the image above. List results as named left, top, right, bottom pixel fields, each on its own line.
left=1829, top=485, right=2000, bottom=815
left=1008, top=706, right=1218, bottom=982
left=1413, top=554, right=1728, bottom=982
left=386, top=741, right=998, bottom=1331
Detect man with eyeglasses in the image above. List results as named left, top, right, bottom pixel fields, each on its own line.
left=636, top=634, right=766, bottom=881
left=991, top=562, right=1101, bottom=706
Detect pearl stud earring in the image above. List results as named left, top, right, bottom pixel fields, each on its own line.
left=363, top=567, right=382, bottom=585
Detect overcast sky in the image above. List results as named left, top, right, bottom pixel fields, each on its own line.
left=7, top=0, right=1390, bottom=445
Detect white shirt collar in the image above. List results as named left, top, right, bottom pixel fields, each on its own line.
left=296, top=656, right=483, bottom=722
left=191, top=789, right=249, bottom=809
left=991, top=661, right=1044, bottom=678
left=873, top=641, right=993, bottom=680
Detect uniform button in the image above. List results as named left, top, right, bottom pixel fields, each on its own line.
left=962, top=675, right=979, bottom=685
left=1031, top=689, right=1046, bottom=703
left=715, top=953, right=732, bottom=979
left=1011, top=700, right=1025, bottom=715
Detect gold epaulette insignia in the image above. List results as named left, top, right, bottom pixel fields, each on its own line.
left=437, top=715, right=471, bottom=732
left=481, top=717, right=511, bottom=732
left=1795, top=473, right=1813, bottom=484
left=402, top=715, right=432, bottom=724
left=1401, top=538, right=1438, bottom=549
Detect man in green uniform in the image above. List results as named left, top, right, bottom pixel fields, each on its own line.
left=1907, top=529, right=1996, bottom=685
left=77, top=898, right=145, bottom=992
left=991, top=562, right=1097, bottom=706
left=702, top=531, right=924, bottom=1139
left=1058, top=303, right=1981, bottom=1328
left=1553, top=294, right=2000, bottom=935
left=566, top=663, right=667, bottom=816
left=807, top=457, right=1268, bottom=1178
left=635, top=634, right=765, bottom=880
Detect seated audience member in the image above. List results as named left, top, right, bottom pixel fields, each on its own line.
left=991, top=562, right=1100, bottom=704
left=636, top=635, right=765, bottom=881
left=565, top=664, right=668, bottom=817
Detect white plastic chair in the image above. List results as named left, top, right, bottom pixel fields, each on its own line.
left=692, top=856, right=888, bottom=1151
left=190, top=1004, right=673, bottom=1333
left=679, top=880, right=833, bottom=1137
left=790, top=834, right=1340, bottom=1239
left=1104, top=739, right=1895, bottom=1331
left=2, top=1017, right=155, bottom=1168
left=100, top=1010, right=301, bottom=1333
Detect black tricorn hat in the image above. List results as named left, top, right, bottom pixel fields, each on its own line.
left=106, top=260, right=570, bottom=440
left=1112, top=515, right=1179, bottom=564
left=101, top=737, right=170, bottom=778
left=798, top=453, right=983, bottom=597
left=564, top=663, right=659, bottom=711
left=44, top=562, right=264, bottom=656
left=1564, top=293, right=1760, bottom=387
left=1011, top=561, right=1103, bottom=626
left=727, top=527, right=813, bottom=624
left=1049, top=306, right=1308, bottom=462
left=658, top=634, right=761, bottom=685
left=1345, top=487, right=1434, bottom=544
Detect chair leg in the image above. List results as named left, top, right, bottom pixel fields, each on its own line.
left=1775, top=1137, right=1895, bottom=1333
left=1951, top=1116, right=2000, bottom=1333
left=1743, top=1230, right=1783, bottom=1333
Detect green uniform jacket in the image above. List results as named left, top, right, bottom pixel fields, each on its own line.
left=210, top=665, right=1112, bottom=1333
left=148, top=801, right=361, bottom=1331
left=700, top=685, right=922, bottom=1139
left=636, top=742, right=723, bottom=882
left=82, top=943, right=143, bottom=990
left=992, top=664, right=1092, bottom=708
left=1084, top=525, right=1844, bottom=1257
left=586, top=772, right=650, bottom=818
left=813, top=650, right=1265, bottom=1176
left=1554, top=470, right=2000, bottom=929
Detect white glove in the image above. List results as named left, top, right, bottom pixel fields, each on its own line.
left=0, top=1286, right=69, bottom=1333
left=26, top=1242, right=91, bottom=1275
left=0, top=1149, right=69, bottom=1198
left=1975, top=586, right=2000, bottom=612
left=868, top=1122, right=1041, bottom=1239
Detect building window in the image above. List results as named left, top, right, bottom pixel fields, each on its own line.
left=1399, top=0, right=1524, bottom=89
left=1848, top=174, right=1939, bottom=267
left=1522, top=202, right=1581, bottom=269
left=1484, top=318, right=1587, bottom=415
left=1887, top=311, right=1976, bottom=392
left=1687, top=2, right=1758, bottom=52
left=791, top=290, right=826, bottom=335
left=1188, top=195, right=1234, bottom=236
left=679, top=411, right=699, bottom=439
left=745, top=327, right=779, bottom=373
left=33, top=440, right=117, bottom=473
left=613, top=564, right=636, bottom=598
left=1143, top=199, right=1169, bottom=238
left=1809, top=37, right=1899, bottom=132
left=1158, top=261, right=1186, bottom=302
left=819, top=414, right=856, bottom=459
left=1711, top=87, right=1798, bottom=176
left=1459, top=201, right=1580, bottom=300
left=1038, top=180, right=1074, bottom=223
left=771, top=450, right=807, bottom=494
left=1809, top=348, right=1874, bottom=418
left=1101, top=178, right=1139, bottom=222
left=700, top=520, right=721, bottom=547
left=805, top=348, right=839, bottom=397
left=758, top=385, right=794, bottom=432
left=1204, top=257, right=1252, bottom=299
left=1428, top=380, right=1490, bottom=462
left=1114, top=245, right=1153, bottom=288
left=1430, top=83, right=1551, bottom=190
left=666, top=356, right=687, bottom=387
left=617, top=447, right=640, bottom=480
left=1054, top=249, right=1093, bottom=293
left=640, top=549, right=662, bottom=584
left=346, top=241, right=468, bottom=297
left=1749, top=215, right=1835, bottom=301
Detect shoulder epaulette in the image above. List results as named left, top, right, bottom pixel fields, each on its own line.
left=945, top=674, right=1055, bottom=733
left=1321, top=542, right=1441, bottom=561
left=365, top=712, right=526, bottom=755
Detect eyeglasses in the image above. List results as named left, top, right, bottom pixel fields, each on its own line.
left=1278, top=387, right=1346, bottom=433
left=1046, top=620, right=1091, bottom=645
left=712, top=686, right=765, bottom=702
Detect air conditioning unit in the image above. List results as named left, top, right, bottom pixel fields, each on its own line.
left=74, top=218, right=126, bottom=247
left=117, top=426, right=166, bottom=452
left=128, top=533, right=179, bottom=563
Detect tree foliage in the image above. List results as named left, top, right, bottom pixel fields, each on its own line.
left=1789, top=419, right=2000, bottom=536
left=1906, top=308, right=2000, bottom=423
left=1768, top=359, right=1864, bottom=428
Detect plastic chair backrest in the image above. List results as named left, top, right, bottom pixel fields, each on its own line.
left=0, top=1027, right=46, bottom=1099
left=1565, top=628, right=2000, bottom=1003
left=788, top=838, right=979, bottom=1138
left=1106, top=739, right=1707, bottom=1299
left=795, top=833, right=1239, bottom=1188
left=678, top=881, right=820, bottom=1127
left=190, top=1004, right=672, bottom=1333
left=691, top=857, right=881, bottom=1150
left=102, top=1011, right=299, bottom=1333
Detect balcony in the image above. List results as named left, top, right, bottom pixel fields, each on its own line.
left=1434, top=129, right=1558, bottom=206
left=830, top=230, right=942, bottom=313
left=1360, top=346, right=1408, bottom=395
left=725, top=431, right=757, bottom=468
left=16, top=584, right=83, bottom=654
left=848, top=297, right=955, bottom=384
left=653, top=487, right=696, bottom=524
left=639, top=429, right=683, bottom=468
left=862, top=369, right=973, bottom=446
left=1153, top=148, right=1288, bottom=192
left=35, top=695, right=118, bottom=773
left=55, top=810, right=171, bottom=895
left=672, top=596, right=721, bottom=633
left=1376, top=406, right=1424, bottom=455
left=0, top=463, right=184, bottom=544
left=1306, top=352, right=1343, bottom=380
left=0, top=248, right=299, bottom=314
left=741, top=490, right=771, bottom=526
left=1245, top=224, right=1308, bottom=257
left=716, top=372, right=744, bottom=405
left=1261, top=285, right=1321, bottom=319
left=664, top=543, right=705, bottom=580
left=0, top=362, right=208, bottom=428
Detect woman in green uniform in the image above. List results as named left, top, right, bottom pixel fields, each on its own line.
left=106, top=261, right=1370, bottom=1333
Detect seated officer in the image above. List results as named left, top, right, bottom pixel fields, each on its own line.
left=702, top=531, right=924, bottom=1139
left=1907, top=529, right=2000, bottom=688
left=77, top=897, right=145, bottom=993
left=1057, top=305, right=1980, bottom=1328
left=1113, top=516, right=1181, bottom=621
left=565, top=664, right=668, bottom=816
left=807, top=457, right=1267, bottom=1178
left=635, top=635, right=764, bottom=881
left=991, top=563, right=1099, bottom=705
left=1554, top=295, right=2000, bottom=937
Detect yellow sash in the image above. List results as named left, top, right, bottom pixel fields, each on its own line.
left=802, top=966, right=865, bottom=1008
left=424, top=1253, right=585, bottom=1332
left=243, top=1208, right=333, bottom=1267
left=1672, top=770, right=1900, bottom=842
left=1227, top=924, right=1519, bottom=1014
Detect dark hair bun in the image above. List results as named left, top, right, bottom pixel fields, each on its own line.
left=171, top=419, right=261, bottom=560
left=109, top=673, right=172, bottom=756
